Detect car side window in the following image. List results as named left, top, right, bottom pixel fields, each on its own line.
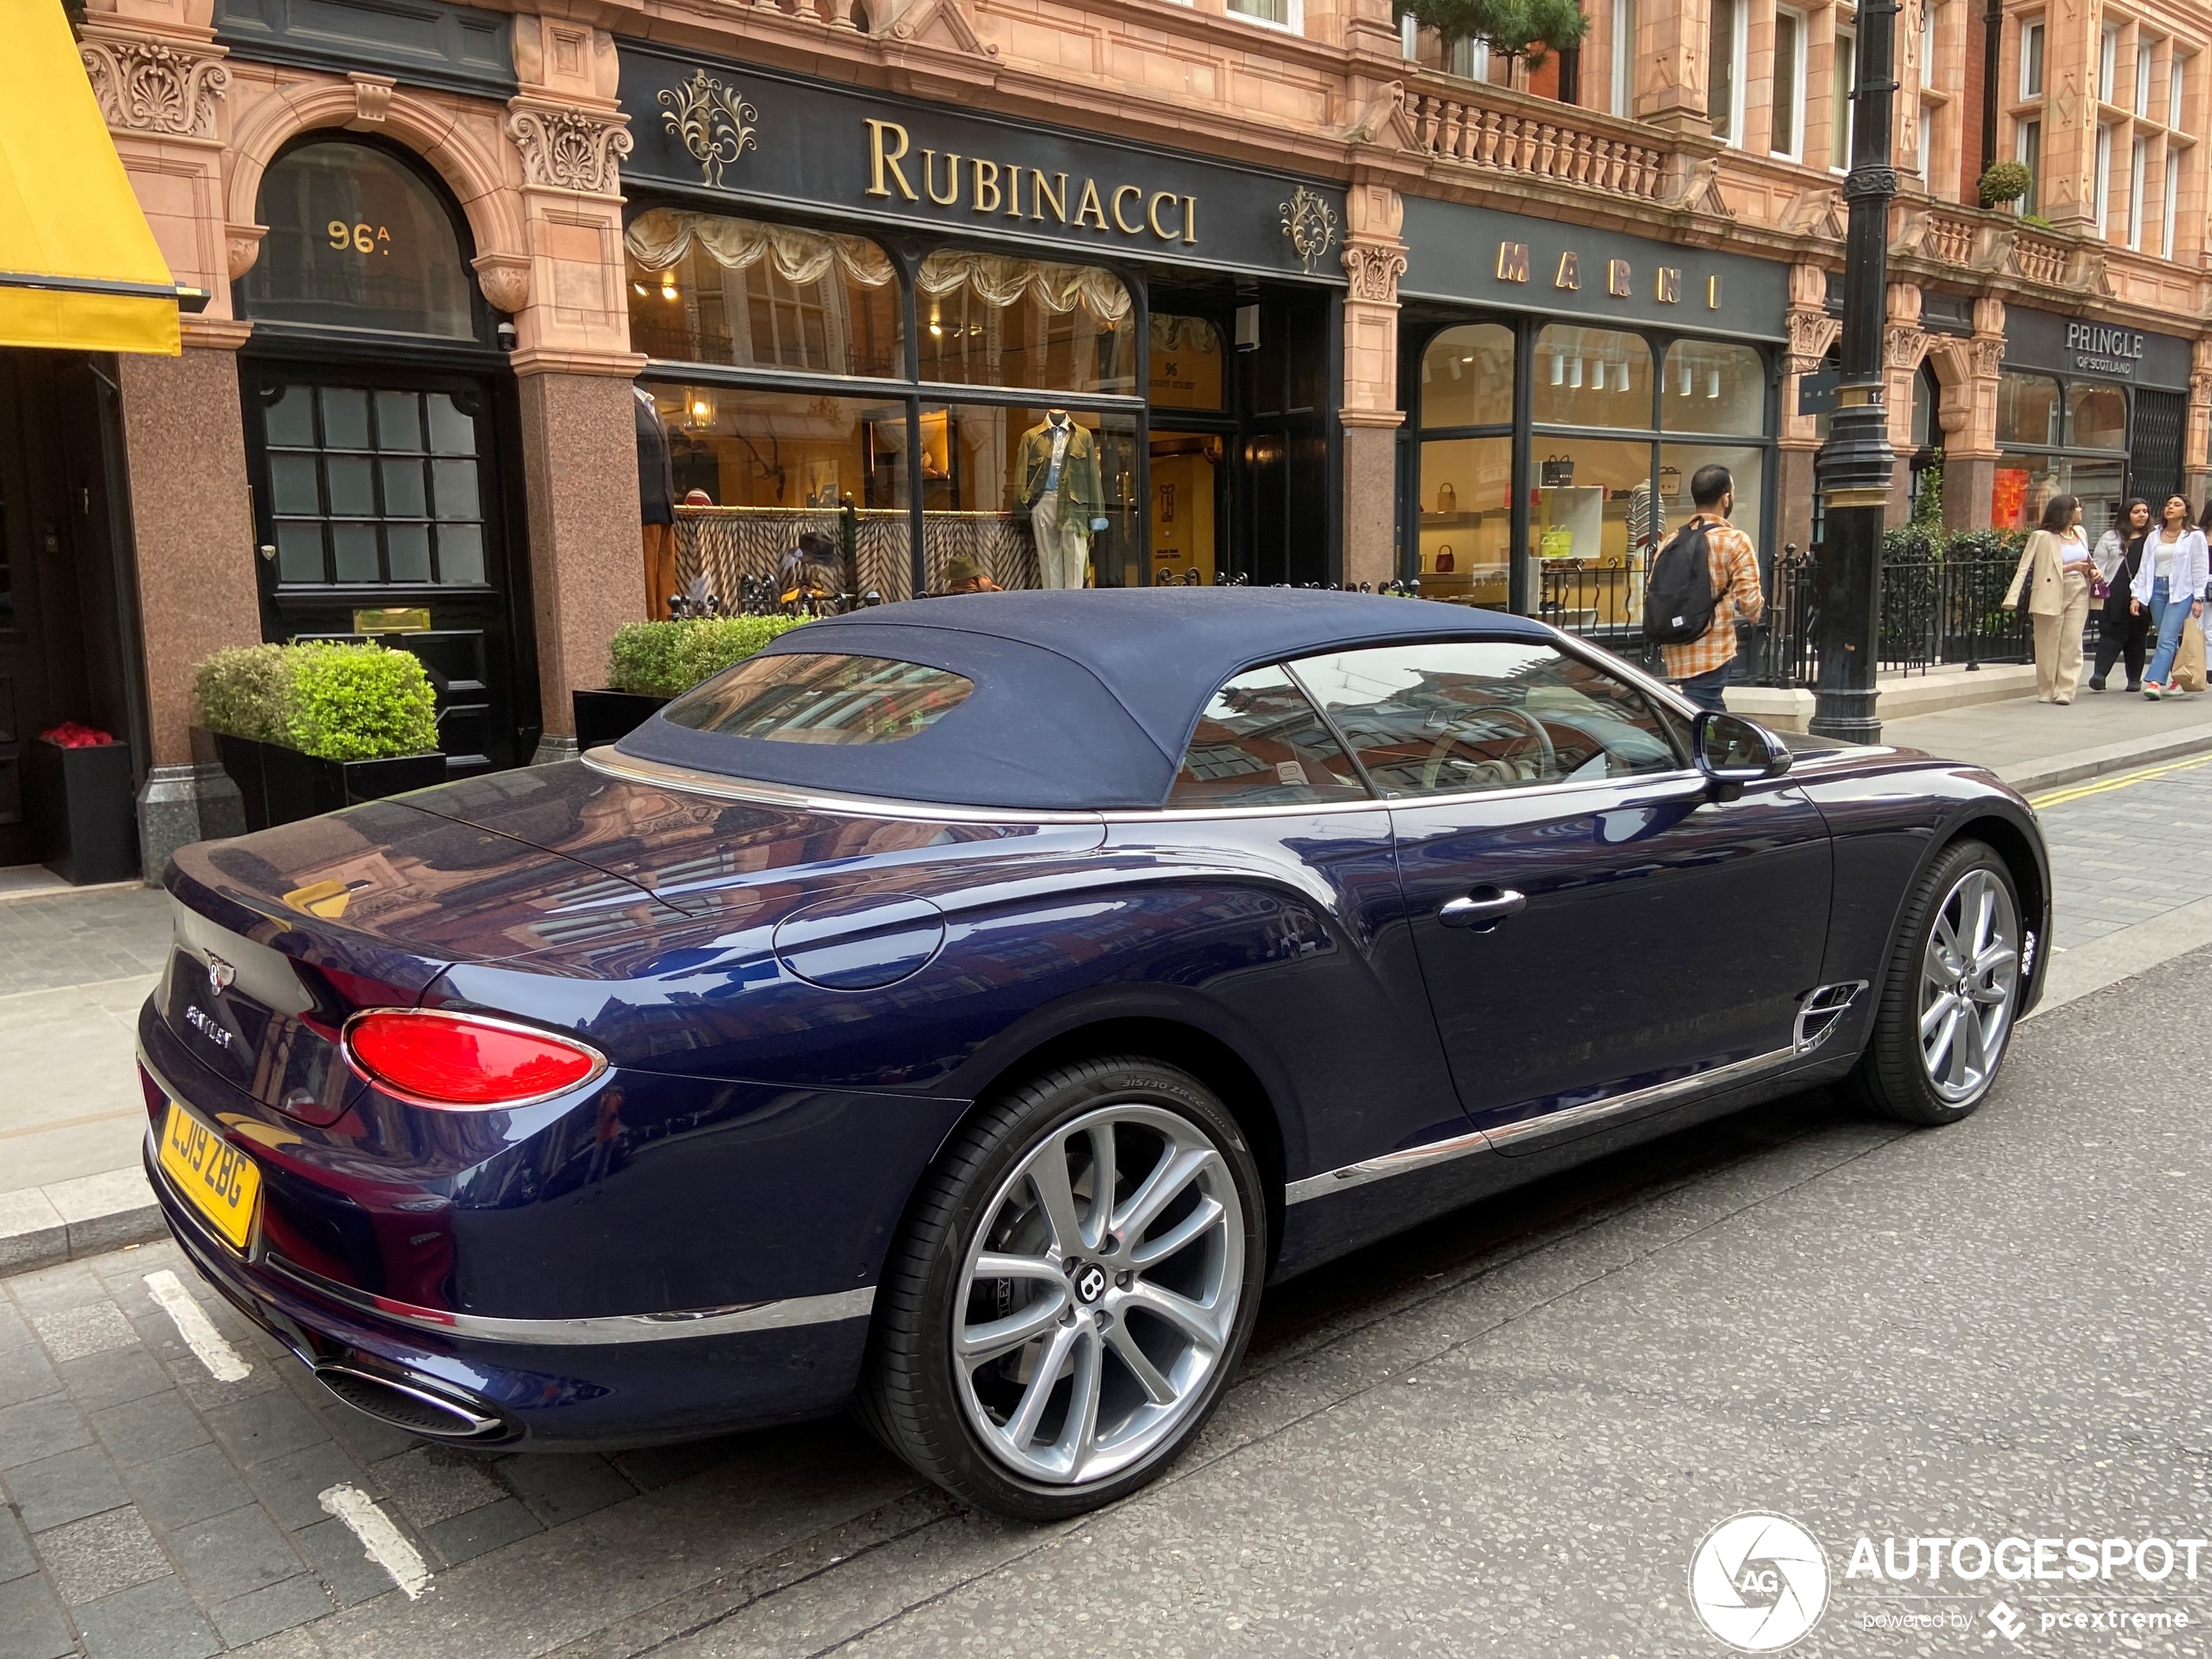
left=1166, top=665, right=1372, bottom=808
left=1286, top=640, right=1686, bottom=798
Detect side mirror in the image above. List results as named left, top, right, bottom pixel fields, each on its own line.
left=1693, top=711, right=1791, bottom=799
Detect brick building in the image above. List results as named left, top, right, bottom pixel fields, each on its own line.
left=8, top=0, right=2211, bottom=873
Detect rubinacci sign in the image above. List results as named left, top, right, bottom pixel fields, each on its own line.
left=617, top=44, right=1349, bottom=281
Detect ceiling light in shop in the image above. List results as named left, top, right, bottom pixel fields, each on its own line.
left=1568, top=355, right=1583, bottom=389
left=1548, top=351, right=1564, bottom=387
left=1678, top=359, right=1694, bottom=397
left=1708, top=368, right=1722, bottom=399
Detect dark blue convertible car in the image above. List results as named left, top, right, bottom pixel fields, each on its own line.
left=141, top=590, right=2047, bottom=1518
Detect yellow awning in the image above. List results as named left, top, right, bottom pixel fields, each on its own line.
left=0, top=0, right=185, bottom=354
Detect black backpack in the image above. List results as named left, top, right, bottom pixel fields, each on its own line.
left=1643, top=520, right=1718, bottom=645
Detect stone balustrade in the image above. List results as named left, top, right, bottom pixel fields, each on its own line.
left=1395, top=73, right=1669, bottom=203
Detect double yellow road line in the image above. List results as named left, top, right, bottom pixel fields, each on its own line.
left=2029, top=752, right=2212, bottom=810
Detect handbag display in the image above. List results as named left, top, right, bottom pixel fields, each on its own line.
left=1435, top=482, right=1457, bottom=515
left=1540, top=455, right=1575, bottom=488
left=1433, top=545, right=1455, bottom=573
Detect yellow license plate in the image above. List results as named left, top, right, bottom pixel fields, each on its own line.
left=158, top=1101, right=262, bottom=1251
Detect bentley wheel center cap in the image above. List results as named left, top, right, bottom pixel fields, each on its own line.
left=1074, top=1264, right=1109, bottom=1305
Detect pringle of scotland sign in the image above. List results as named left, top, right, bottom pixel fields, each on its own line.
left=2006, top=306, right=2191, bottom=387
left=615, top=43, right=1348, bottom=282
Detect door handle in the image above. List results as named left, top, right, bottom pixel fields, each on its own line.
left=1438, top=888, right=1527, bottom=929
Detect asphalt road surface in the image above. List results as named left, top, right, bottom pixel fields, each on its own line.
left=5, top=767, right=2210, bottom=1659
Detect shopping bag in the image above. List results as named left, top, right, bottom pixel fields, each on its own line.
left=2175, top=618, right=2206, bottom=693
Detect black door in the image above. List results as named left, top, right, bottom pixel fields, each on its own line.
left=1289, top=635, right=1831, bottom=1150
left=243, top=365, right=529, bottom=774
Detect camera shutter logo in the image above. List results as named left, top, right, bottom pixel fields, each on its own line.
left=1689, top=1513, right=1830, bottom=1651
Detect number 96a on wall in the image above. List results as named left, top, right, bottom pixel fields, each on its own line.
left=327, top=220, right=392, bottom=255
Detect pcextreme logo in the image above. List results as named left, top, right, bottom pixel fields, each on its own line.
left=1689, top=1513, right=1831, bottom=1651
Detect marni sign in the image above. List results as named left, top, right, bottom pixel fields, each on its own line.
left=1398, top=195, right=1791, bottom=338
left=617, top=44, right=1349, bottom=281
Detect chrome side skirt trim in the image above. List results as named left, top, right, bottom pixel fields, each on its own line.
left=1285, top=1045, right=1800, bottom=1204
left=264, top=1254, right=877, bottom=1345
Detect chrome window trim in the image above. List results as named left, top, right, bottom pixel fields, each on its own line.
left=583, top=746, right=1108, bottom=826
left=1285, top=1044, right=1800, bottom=1204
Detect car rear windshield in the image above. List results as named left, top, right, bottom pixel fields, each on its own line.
left=662, top=652, right=975, bottom=745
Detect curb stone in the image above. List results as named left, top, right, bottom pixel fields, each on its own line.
left=0, top=1159, right=163, bottom=1274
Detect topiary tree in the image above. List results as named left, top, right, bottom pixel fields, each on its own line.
left=1396, top=0, right=1589, bottom=68
left=284, top=644, right=442, bottom=761
left=1977, top=160, right=2033, bottom=209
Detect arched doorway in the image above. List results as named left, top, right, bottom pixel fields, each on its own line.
left=235, top=137, right=535, bottom=774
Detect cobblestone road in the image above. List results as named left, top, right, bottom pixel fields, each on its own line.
left=1, top=766, right=2208, bottom=1658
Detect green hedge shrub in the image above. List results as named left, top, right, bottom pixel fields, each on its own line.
left=194, top=642, right=441, bottom=761
left=191, top=645, right=291, bottom=744
left=608, top=616, right=810, bottom=698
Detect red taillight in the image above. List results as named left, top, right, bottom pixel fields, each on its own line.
left=344, top=1010, right=604, bottom=1109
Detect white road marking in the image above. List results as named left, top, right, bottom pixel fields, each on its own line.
left=143, top=1270, right=252, bottom=1383
left=319, top=1483, right=433, bottom=1600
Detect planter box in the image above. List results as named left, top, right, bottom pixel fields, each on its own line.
left=572, top=690, right=670, bottom=751
left=193, top=728, right=445, bottom=833
left=27, top=739, right=138, bottom=885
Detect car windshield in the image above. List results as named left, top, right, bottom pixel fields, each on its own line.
left=663, top=652, right=974, bottom=745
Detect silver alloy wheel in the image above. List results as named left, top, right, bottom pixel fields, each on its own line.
left=952, top=1102, right=1244, bottom=1487
left=1918, top=867, right=2020, bottom=1103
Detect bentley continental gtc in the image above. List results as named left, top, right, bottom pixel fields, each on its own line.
left=141, top=590, right=2047, bottom=1519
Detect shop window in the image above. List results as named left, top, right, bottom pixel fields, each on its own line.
left=914, top=253, right=1132, bottom=395
left=1287, top=639, right=1683, bottom=797
left=1417, top=436, right=1513, bottom=608
left=1662, top=341, right=1764, bottom=436
left=1149, top=315, right=1225, bottom=411
left=262, top=384, right=486, bottom=586
left=1420, top=324, right=1515, bottom=429
left=651, top=387, right=913, bottom=601
left=1659, top=444, right=1765, bottom=567
left=1527, top=439, right=1661, bottom=634
left=242, top=141, right=475, bottom=339
left=1165, top=666, right=1367, bottom=808
left=931, top=405, right=1142, bottom=590
left=624, top=209, right=901, bottom=379
left=1532, top=326, right=1652, bottom=429
left=1990, top=455, right=2128, bottom=533
left=2067, top=383, right=2128, bottom=450
left=1996, top=373, right=2060, bottom=446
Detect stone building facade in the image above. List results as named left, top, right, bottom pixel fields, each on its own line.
left=34, top=0, right=2212, bottom=871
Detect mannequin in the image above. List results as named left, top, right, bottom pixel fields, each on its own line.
left=634, top=384, right=678, bottom=618
left=1016, top=408, right=1108, bottom=589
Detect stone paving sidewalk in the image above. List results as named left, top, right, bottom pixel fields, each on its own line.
left=0, top=1231, right=911, bottom=1659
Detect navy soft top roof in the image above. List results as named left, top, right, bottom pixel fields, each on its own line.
left=615, top=589, right=1553, bottom=812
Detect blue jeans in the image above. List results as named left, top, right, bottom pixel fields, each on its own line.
left=1676, top=662, right=1732, bottom=713
left=2146, top=577, right=2198, bottom=685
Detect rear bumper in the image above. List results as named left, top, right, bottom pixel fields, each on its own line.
left=147, top=1130, right=873, bottom=1447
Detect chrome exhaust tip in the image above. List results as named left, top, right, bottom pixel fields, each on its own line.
left=314, top=1364, right=505, bottom=1440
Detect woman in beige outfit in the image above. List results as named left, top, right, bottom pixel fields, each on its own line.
left=2004, top=494, right=2095, bottom=704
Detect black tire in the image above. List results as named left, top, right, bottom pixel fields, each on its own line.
left=1850, top=839, right=2025, bottom=1126
left=856, top=1056, right=1267, bottom=1521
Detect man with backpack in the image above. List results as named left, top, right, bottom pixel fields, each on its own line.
left=1641, top=464, right=1764, bottom=712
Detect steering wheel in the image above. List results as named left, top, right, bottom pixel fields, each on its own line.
left=1419, top=705, right=1557, bottom=792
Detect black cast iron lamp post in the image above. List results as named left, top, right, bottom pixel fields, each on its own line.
left=1811, top=0, right=1901, bottom=743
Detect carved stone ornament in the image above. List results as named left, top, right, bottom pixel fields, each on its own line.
left=225, top=223, right=267, bottom=283
left=508, top=105, right=634, bottom=195
left=471, top=253, right=531, bottom=315
left=1341, top=242, right=1407, bottom=304
left=1885, top=325, right=1929, bottom=372
left=78, top=38, right=230, bottom=138
left=1279, top=186, right=1339, bottom=279
left=659, top=70, right=759, bottom=190
left=1785, top=309, right=1840, bottom=377
left=1973, top=337, right=2006, bottom=378
left=350, top=74, right=394, bottom=125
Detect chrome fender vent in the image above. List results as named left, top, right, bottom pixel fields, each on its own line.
left=1794, top=981, right=1869, bottom=1055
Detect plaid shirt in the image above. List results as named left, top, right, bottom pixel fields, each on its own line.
left=1655, top=516, right=1765, bottom=682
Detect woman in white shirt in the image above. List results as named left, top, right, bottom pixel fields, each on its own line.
left=2132, top=496, right=2212, bottom=698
